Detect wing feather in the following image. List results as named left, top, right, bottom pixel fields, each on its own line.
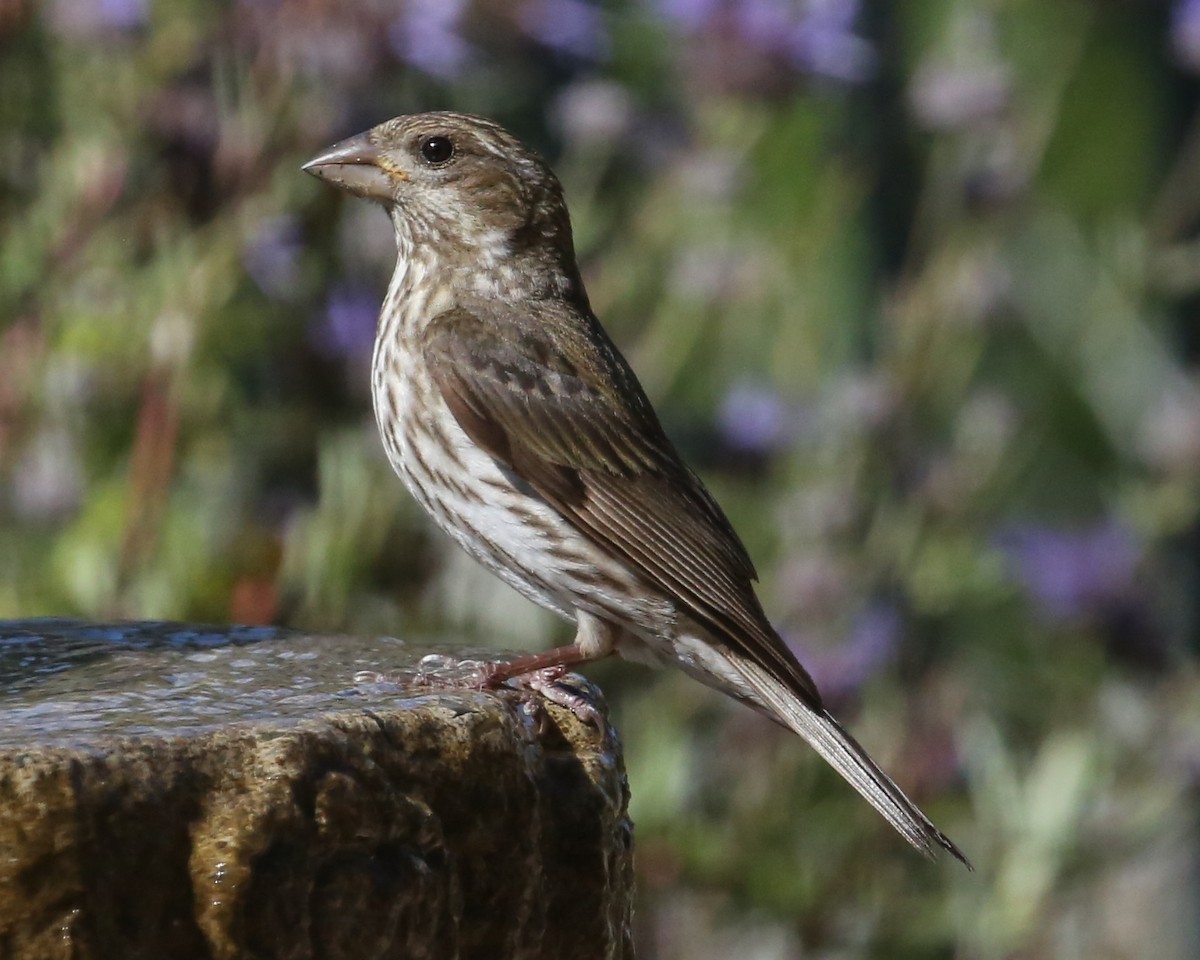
left=422, top=302, right=820, bottom=704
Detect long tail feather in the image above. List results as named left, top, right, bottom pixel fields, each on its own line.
left=734, top=658, right=972, bottom=868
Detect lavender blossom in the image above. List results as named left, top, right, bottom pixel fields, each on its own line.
left=311, top=285, right=379, bottom=359
left=655, top=0, right=723, bottom=30
left=49, top=0, right=147, bottom=35
left=98, top=0, right=145, bottom=29
left=787, top=604, right=901, bottom=698
left=736, top=0, right=793, bottom=45
left=389, top=0, right=472, bottom=79
left=654, top=0, right=876, bottom=83
left=518, top=0, right=610, bottom=59
left=717, top=382, right=789, bottom=457
left=790, top=0, right=876, bottom=83
left=243, top=216, right=303, bottom=301
left=999, top=522, right=1140, bottom=622
left=1173, top=0, right=1200, bottom=73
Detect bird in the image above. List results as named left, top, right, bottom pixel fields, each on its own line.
left=303, top=111, right=969, bottom=867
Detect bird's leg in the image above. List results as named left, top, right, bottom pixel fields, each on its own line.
left=479, top=643, right=597, bottom=684
left=482, top=608, right=618, bottom=684
left=483, top=611, right=618, bottom=726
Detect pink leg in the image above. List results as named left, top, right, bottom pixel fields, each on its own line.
left=480, top=643, right=605, bottom=685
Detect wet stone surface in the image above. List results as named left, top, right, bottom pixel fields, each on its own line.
left=1, top=618, right=505, bottom=744
left=0, top=619, right=634, bottom=960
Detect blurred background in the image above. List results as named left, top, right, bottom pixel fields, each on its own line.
left=2, top=0, right=1199, bottom=955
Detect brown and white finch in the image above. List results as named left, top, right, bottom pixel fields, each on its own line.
left=303, top=112, right=968, bottom=866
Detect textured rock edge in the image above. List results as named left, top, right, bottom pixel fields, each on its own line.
left=0, top=691, right=634, bottom=960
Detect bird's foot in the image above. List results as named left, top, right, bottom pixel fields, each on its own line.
left=503, top=665, right=604, bottom=729
left=355, top=655, right=603, bottom=728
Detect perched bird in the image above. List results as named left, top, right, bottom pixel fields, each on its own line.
left=304, top=112, right=969, bottom=866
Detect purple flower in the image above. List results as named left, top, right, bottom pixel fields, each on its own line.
left=654, top=0, right=722, bottom=30
left=388, top=0, right=472, bottom=79
left=787, top=604, right=901, bottom=698
left=653, top=0, right=876, bottom=84
left=998, top=522, right=1140, bottom=622
left=50, top=0, right=147, bottom=35
left=790, top=0, right=876, bottom=83
left=736, top=0, right=792, bottom=44
left=311, top=285, right=379, bottom=359
left=519, top=0, right=609, bottom=59
left=244, top=216, right=303, bottom=301
left=716, top=382, right=789, bottom=456
left=99, top=0, right=145, bottom=29
left=1173, top=0, right=1200, bottom=73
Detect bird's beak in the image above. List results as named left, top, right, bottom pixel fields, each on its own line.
left=302, top=131, right=404, bottom=203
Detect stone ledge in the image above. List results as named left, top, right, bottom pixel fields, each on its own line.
left=0, top=619, right=634, bottom=960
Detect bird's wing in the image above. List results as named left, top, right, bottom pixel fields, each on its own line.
left=421, top=301, right=822, bottom=706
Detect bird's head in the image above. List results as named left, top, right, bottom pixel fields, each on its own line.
left=304, top=112, right=579, bottom=294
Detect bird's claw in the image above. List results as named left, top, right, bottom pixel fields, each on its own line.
left=508, top=666, right=604, bottom=729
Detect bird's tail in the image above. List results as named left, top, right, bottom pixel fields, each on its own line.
left=732, top=657, right=972, bottom=868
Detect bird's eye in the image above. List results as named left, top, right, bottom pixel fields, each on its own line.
left=419, top=135, right=455, bottom=165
